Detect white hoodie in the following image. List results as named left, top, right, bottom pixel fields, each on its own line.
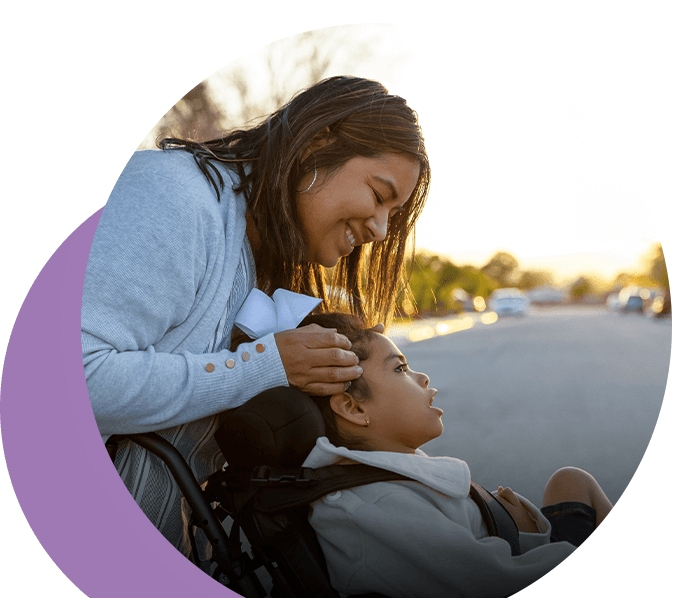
left=303, top=437, right=575, bottom=598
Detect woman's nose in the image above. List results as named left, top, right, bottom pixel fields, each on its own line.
left=365, top=211, right=388, bottom=242
left=417, top=372, right=430, bottom=387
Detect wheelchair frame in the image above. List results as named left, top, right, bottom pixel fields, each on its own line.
left=112, top=432, right=268, bottom=597
left=110, top=387, right=516, bottom=598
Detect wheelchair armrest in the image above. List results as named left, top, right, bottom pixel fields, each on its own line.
left=113, top=433, right=241, bottom=582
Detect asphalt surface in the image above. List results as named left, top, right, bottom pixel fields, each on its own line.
left=386, top=306, right=671, bottom=507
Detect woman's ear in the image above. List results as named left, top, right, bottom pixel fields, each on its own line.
left=329, top=392, right=369, bottom=427
left=301, top=127, right=332, bottom=162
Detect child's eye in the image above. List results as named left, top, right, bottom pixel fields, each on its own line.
left=395, top=363, right=408, bottom=373
left=373, top=189, right=384, bottom=205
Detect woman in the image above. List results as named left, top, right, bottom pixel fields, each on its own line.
left=293, top=312, right=612, bottom=598
left=81, top=76, right=430, bottom=561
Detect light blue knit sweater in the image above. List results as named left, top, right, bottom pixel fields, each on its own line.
left=82, top=149, right=288, bottom=439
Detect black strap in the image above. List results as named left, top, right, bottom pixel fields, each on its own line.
left=251, top=464, right=408, bottom=511
left=248, top=464, right=521, bottom=555
left=468, top=482, right=521, bottom=556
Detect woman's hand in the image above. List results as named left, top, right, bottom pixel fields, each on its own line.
left=275, top=325, right=363, bottom=396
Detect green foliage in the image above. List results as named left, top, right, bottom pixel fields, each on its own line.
left=611, top=242, right=669, bottom=291
left=402, top=250, right=549, bottom=317
left=569, top=276, right=593, bottom=300
left=648, top=243, right=669, bottom=289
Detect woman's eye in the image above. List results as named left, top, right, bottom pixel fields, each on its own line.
left=395, top=363, right=408, bottom=373
left=389, top=206, right=404, bottom=218
left=373, top=190, right=384, bottom=205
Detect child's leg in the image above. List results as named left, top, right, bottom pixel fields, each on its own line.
left=542, top=466, right=612, bottom=526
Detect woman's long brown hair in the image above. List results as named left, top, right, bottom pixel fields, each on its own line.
left=159, top=76, right=430, bottom=326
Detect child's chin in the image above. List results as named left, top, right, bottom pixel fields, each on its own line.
left=426, top=423, right=444, bottom=443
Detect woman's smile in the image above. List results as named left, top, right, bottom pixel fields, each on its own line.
left=345, top=224, right=357, bottom=249
left=296, top=153, right=420, bottom=267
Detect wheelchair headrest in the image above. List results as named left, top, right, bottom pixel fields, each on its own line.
left=214, top=387, right=325, bottom=470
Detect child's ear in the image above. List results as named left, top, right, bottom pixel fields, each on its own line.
left=330, top=392, right=369, bottom=427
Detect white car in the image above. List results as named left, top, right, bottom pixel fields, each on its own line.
left=489, top=289, right=530, bottom=317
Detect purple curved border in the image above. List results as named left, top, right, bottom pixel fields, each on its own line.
left=0, top=211, right=239, bottom=598
left=60, top=210, right=236, bottom=598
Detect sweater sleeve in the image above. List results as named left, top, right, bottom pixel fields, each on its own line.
left=310, top=487, right=575, bottom=598
left=81, top=154, right=288, bottom=437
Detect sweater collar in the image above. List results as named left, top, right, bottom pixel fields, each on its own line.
left=302, top=437, right=471, bottom=498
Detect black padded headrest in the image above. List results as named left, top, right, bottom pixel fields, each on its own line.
left=214, top=387, right=325, bottom=470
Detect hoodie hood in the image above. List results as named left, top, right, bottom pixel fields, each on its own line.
left=302, top=436, right=471, bottom=498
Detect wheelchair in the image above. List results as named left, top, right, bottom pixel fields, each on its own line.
left=109, top=387, right=398, bottom=598
left=109, top=387, right=517, bottom=598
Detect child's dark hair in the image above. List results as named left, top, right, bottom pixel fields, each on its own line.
left=229, top=311, right=378, bottom=449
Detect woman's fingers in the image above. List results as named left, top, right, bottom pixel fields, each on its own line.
left=305, top=347, right=359, bottom=367
left=300, top=324, right=353, bottom=350
left=275, top=326, right=363, bottom=394
left=289, top=363, right=364, bottom=396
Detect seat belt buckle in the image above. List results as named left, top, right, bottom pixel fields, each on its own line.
left=251, top=465, right=319, bottom=488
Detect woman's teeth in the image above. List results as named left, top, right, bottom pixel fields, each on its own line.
left=346, top=226, right=356, bottom=247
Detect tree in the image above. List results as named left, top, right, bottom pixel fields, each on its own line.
left=613, top=243, right=669, bottom=291
left=139, top=25, right=392, bottom=148
left=480, top=252, right=519, bottom=288
left=569, top=276, right=593, bottom=302
left=647, top=243, right=669, bottom=289
left=397, top=253, right=499, bottom=318
left=141, top=80, right=228, bottom=146
left=516, top=270, right=554, bottom=290
left=457, top=266, right=496, bottom=298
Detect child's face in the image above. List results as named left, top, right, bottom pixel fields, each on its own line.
left=359, top=334, right=443, bottom=453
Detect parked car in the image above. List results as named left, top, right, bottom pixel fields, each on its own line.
left=649, top=290, right=671, bottom=318
left=606, top=293, right=621, bottom=311
left=527, top=286, right=566, bottom=305
left=620, top=295, right=644, bottom=313
left=489, top=289, right=530, bottom=317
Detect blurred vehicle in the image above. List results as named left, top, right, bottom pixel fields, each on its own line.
left=473, top=295, right=487, bottom=312
left=618, top=287, right=644, bottom=314
left=649, top=290, right=671, bottom=318
left=606, top=293, right=621, bottom=311
left=527, top=286, right=566, bottom=305
left=621, top=295, right=644, bottom=313
left=451, top=288, right=486, bottom=313
left=489, top=288, right=530, bottom=317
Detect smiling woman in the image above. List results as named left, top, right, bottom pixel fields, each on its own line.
left=295, top=153, right=421, bottom=267
left=164, top=76, right=431, bottom=324
left=81, top=75, right=431, bottom=564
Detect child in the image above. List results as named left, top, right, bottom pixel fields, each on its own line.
left=296, top=312, right=612, bottom=598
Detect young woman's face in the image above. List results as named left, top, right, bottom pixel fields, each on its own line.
left=359, top=334, right=443, bottom=453
left=295, top=153, right=421, bottom=267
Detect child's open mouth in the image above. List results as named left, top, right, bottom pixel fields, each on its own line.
left=429, top=389, right=441, bottom=412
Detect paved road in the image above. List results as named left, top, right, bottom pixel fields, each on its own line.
left=387, top=306, right=671, bottom=507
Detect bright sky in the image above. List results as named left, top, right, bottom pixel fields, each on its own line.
left=81, top=0, right=670, bottom=286
left=342, top=22, right=670, bottom=282
left=197, top=17, right=678, bottom=283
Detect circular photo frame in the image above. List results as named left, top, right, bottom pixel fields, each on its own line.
left=0, top=2, right=692, bottom=598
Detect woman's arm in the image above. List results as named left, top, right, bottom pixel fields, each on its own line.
left=82, top=152, right=287, bottom=437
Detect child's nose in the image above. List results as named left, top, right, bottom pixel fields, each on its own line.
left=418, top=372, right=429, bottom=387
